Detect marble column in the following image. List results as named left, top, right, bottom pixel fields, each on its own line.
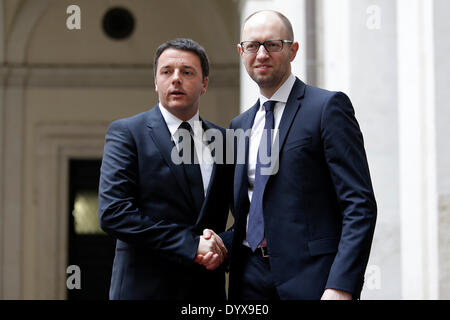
left=397, top=0, right=439, bottom=300
left=1, top=70, right=26, bottom=300
left=0, top=0, right=51, bottom=299
left=0, top=0, right=5, bottom=300
left=317, top=0, right=401, bottom=299
left=434, top=0, right=450, bottom=300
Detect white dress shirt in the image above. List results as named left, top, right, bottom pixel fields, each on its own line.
left=244, top=74, right=296, bottom=246
left=159, top=103, right=214, bottom=196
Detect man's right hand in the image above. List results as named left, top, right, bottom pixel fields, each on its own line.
left=194, top=229, right=227, bottom=270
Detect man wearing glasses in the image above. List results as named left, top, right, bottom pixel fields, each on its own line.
left=223, top=10, right=377, bottom=300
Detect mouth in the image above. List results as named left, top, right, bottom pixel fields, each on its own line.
left=169, top=90, right=186, bottom=98
left=254, top=65, right=272, bottom=71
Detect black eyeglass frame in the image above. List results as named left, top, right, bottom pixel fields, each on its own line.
left=239, top=40, right=294, bottom=53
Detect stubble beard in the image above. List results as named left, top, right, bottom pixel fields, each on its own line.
left=251, top=69, right=287, bottom=93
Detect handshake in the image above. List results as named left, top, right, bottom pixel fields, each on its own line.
left=194, top=229, right=228, bottom=270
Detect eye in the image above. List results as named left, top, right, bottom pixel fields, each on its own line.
left=183, top=69, right=196, bottom=76
left=267, top=41, right=281, bottom=49
left=245, top=42, right=256, bottom=50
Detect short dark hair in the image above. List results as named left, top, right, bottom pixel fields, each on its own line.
left=153, top=38, right=210, bottom=79
left=243, top=10, right=294, bottom=40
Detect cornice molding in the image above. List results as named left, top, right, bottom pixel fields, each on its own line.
left=0, top=64, right=239, bottom=88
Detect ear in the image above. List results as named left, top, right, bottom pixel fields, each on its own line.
left=154, top=80, right=158, bottom=92
left=237, top=43, right=244, bottom=57
left=201, top=77, right=209, bottom=95
left=289, top=42, right=299, bottom=62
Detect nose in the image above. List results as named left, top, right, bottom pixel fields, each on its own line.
left=172, top=69, right=182, bottom=84
left=256, top=44, right=270, bottom=59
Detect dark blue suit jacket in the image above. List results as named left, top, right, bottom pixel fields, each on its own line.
left=226, top=78, right=377, bottom=300
left=98, top=104, right=231, bottom=300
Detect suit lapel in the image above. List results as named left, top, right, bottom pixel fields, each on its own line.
left=146, top=105, right=196, bottom=211
left=233, top=100, right=259, bottom=210
left=232, top=80, right=306, bottom=228
left=270, top=78, right=306, bottom=175
left=194, top=119, right=218, bottom=225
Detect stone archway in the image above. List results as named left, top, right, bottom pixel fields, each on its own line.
left=1, top=0, right=52, bottom=300
left=1, top=0, right=240, bottom=299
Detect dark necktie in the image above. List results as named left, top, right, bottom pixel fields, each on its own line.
left=178, top=121, right=205, bottom=215
left=247, top=100, right=277, bottom=251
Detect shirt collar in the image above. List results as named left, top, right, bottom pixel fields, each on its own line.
left=159, top=103, right=200, bottom=137
left=259, top=73, right=296, bottom=109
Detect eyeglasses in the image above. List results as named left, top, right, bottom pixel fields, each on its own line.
left=239, top=40, right=293, bottom=53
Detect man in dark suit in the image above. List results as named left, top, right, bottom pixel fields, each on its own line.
left=225, top=10, right=377, bottom=300
left=98, top=38, right=231, bottom=300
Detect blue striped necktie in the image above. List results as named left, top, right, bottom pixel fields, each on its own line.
left=247, top=100, right=277, bottom=251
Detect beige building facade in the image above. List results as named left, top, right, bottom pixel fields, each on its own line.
left=1, top=0, right=450, bottom=300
